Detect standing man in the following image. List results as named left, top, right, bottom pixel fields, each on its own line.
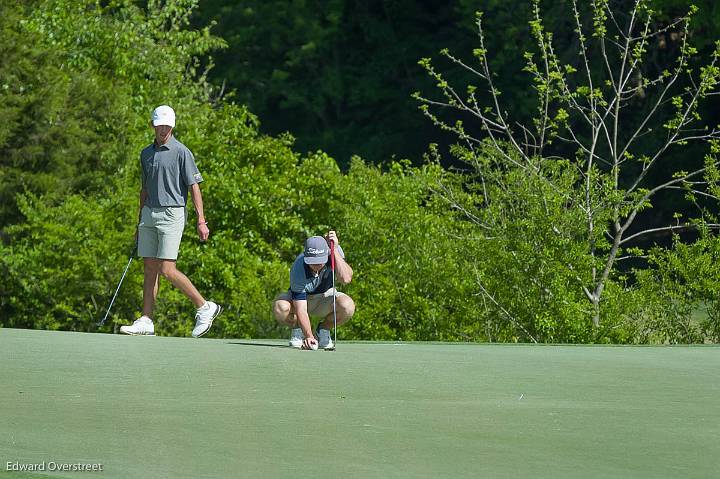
left=273, top=231, right=355, bottom=349
left=120, top=105, right=222, bottom=337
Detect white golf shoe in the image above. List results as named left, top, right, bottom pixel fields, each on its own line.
left=120, top=316, right=155, bottom=336
left=192, top=301, right=222, bottom=338
left=317, top=328, right=334, bottom=350
left=289, top=328, right=304, bottom=348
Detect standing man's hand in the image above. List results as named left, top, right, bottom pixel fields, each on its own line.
left=189, top=184, right=209, bottom=242
left=197, top=222, right=210, bottom=242
left=327, top=230, right=339, bottom=247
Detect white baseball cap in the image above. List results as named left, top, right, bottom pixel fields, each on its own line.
left=151, top=105, right=175, bottom=127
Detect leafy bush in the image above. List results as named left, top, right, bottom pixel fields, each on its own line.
left=332, top=158, right=479, bottom=341
left=632, top=232, right=720, bottom=343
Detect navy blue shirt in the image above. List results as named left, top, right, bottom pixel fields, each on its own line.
left=289, top=245, right=346, bottom=300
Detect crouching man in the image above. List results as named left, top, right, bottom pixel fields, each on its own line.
left=272, top=231, right=355, bottom=349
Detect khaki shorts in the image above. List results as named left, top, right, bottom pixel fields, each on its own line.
left=138, top=206, right=186, bottom=260
left=275, top=289, right=349, bottom=318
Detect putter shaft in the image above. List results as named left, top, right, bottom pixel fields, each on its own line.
left=98, top=244, right=137, bottom=326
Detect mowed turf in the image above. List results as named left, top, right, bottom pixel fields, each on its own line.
left=0, top=328, right=718, bottom=479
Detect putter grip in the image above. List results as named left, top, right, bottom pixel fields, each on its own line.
left=330, top=239, right=335, bottom=271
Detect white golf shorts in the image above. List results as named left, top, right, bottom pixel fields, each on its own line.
left=275, top=289, right=349, bottom=318
left=138, top=206, right=186, bottom=260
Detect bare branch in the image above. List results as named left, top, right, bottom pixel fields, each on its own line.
left=665, top=186, right=720, bottom=201
left=623, top=166, right=716, bottom=236
left=620, top=223, right=720, bottom=245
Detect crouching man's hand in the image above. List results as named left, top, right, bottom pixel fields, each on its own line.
left=301, top=337, right=318, bottom=350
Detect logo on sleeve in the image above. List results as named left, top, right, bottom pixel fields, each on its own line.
left=193, top=173, right=203, bottom=181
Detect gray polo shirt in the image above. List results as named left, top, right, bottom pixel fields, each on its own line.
left=289, top=244, right=346, bottom=300
left=140, top=135, right=203, bottom=207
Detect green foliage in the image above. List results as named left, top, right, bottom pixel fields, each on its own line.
left=416, top=0, right=720, bottom=343
left=0, top=1, right=128, bottom=224
left=191, top=0, right=474, bottom=163
left=0, top=0, right=226, bottom=227
left=633, top=232, right=720, bottom=343
left=442, top=145, right=608, bottom=343
left=0, top=86, right=475, bottom=341
left=1, top=194, right=140, bottom=331
left=332, top=158, right=480, bottom=341
left=3, top=0, right=720, bottom=345
left=191, top=0, right=720, bottom=210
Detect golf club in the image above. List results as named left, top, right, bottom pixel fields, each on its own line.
left=328, top=238, right=337, bottom=351
left=97, top=242, right=137, bottom=327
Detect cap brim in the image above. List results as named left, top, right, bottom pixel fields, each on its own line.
left=152, top=120, right=175, bottom=127
left=304, top=255, right=328, bottom=265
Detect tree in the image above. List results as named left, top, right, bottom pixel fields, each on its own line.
left=415, top=0, right=720, bottom=337
left=0, top=0, right=225, bottom=227
left=1, top=0, right=480, bottom=341
left=191, top=0, right=468, bottom=164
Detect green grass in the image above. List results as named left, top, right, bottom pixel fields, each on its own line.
left=0, top=473, right=55, bottom=479
left=0, top=328, right=719, bottom=478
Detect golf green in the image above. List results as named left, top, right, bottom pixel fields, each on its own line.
left=0, top=328, right=718, bottom=478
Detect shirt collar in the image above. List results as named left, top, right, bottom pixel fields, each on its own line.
left=154, top=134, right=176, bottom=151
left=303, top=262, right=326, bottom=278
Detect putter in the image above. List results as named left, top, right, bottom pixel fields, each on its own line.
left=97, top=243, right=137, bottom=327
left=328, top=239, right=337, bottom=351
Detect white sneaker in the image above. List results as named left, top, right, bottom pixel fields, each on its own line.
left=120, top=316, right=155, bottom=336
left=317, top=328, right=334, bottom=350
left=192, top=301, right=222, bottom=338
left=289, top=328, right=304, bottom=348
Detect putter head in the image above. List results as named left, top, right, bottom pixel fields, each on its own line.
left=96, top=311, right=111, bottom=327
